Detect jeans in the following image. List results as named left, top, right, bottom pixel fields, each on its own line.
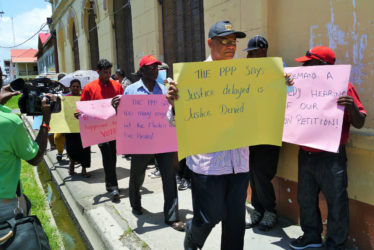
left=0, top=195, right=29, bottom=223
left=98, top=141, right=118, bottom=190
left=129, top=152, right=179, bottom=222
left=187, top=171, right=250, bottom=250
left=298, top=145, right=349, bottom=249
left=249, top=145, right=280, bottom=214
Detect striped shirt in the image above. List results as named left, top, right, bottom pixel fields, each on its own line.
left=167, top=55, right=249, bottom=175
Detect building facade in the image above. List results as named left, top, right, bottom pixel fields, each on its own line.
left=50, top=1, right=374, bottom=248
left=36, top=33, right=59, bottom=76
left=10, top=48, right=38, bottom=81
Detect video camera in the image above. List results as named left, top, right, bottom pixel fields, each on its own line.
left=10, top=78, right=62, bottom=116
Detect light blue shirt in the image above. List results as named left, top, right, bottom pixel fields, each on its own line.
left=124, top=79, right=166, bottom=95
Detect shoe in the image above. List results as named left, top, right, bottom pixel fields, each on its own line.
left=132, top=207, right=143, bottom=215
left=56, top=154, right=62, bottom=162
left=111, top=189, right=120, bottom=202
left=149, top=169, right=161, bottom=179
left=166, top=221, right=185, bottom=232
left=184, top=227, right=197, bottom=250
left=257, top=210, right=277, bottom=231
left=289, top=236, right=323, bottom=249
left=176, top=175, right=182, bottom=185
left=245, top=209, right=262, bottom=229
left=178, top=178, right=191, bottom=191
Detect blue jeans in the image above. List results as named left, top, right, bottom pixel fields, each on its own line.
left=0, top=198, right=18, bottom=223
left=298, top=145, right=349, bottom=249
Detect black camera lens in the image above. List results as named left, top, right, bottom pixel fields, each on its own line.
left=9, top=78, right=25, bottom=92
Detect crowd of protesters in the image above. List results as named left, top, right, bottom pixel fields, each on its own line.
left=0, top=18, right=366, bottom=250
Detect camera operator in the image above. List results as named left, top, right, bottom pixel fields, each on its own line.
left=0, top=68, right=56, bottom=222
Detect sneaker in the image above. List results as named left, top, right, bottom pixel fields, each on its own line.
left=289, top=236, right=323, bottom=250
left=257, top=210, right=277, bottom=231
left=56, top=154, right=62, bottom=162
left=149, top=169, right=161, bottom=179
left=245, top=209, right=262, bottom=229
left=178, top=178, right=191, bottom=191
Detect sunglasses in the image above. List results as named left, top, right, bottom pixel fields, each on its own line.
left=306, top=51, right=334, bottom=65
left=214, top=37, right=238, bottom=46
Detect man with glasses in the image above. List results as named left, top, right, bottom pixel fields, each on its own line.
left=167, top=20, right=250, bottom=250
left=289, top=46, right=366, bottom=250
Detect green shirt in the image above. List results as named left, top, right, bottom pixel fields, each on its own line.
left=0, top=104, right=39, bottom=198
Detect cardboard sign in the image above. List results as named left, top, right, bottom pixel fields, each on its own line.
left=50, top=96, right=80, bottom=133
left=116, top=95, right=177, bottom=154
left=283, top=65, right=351, bottom=152
left=173, top=57, right=287, bottom=159
left=76, top=98, right=117, bottom=147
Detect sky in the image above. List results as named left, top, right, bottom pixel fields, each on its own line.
left=0, top=0, right=52, bottom=70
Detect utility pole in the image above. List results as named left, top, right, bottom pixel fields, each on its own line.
left=11, top=17, right=15, bottom=46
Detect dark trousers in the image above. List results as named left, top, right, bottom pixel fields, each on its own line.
left=178, top=158, right=191, bottom=180
left=298, top=145, right=349, bottom=249
left=98, top=140, right=118, bottom=190
left=129, top=153, right=179, bottom=223
left=187, top=171, right=250, bottom=250
left=249, top=145, right=280, bottom=214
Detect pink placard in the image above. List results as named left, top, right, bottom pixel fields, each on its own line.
left=116, top=95, right=177, bottom=155
left=282, top=65, right=351, bottom=152
left=76, top=99, right=117, bottom=148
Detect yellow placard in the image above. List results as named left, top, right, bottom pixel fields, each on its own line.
left=50, top=96, right=80, bottom=133
left=173, top=57, right=287, bottom=160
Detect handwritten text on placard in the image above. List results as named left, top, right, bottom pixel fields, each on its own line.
left=116, top=95, right=177, bottom=155
left=173, top=57, right=287, bottom=160
left=76, top=98, right=117, bottom=148
left=282, top=65, right=351, bottom=152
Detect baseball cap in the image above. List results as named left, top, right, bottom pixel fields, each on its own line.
left=295, top=46, right=336, bottom=65
left=208, top=20, right=246, bottom=39
left=243, top=35, right=268, bottom=52
left=139, top=55, right=162, bottom=68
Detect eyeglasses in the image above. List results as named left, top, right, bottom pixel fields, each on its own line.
left=214, top=38, right=238, bottom=46
left=306, top=51, right=333, bottom=65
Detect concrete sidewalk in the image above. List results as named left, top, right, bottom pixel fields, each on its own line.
left=23, top=112, right=307, bottom=249
left=39, top=139, right=309, bottom=250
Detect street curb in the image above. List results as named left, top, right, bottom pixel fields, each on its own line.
left=22, top=115, right=105, bottom=250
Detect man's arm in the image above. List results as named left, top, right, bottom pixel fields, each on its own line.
left=337, top=95, right=366, bottom=128
left=27, top=95, right=54, bottom=165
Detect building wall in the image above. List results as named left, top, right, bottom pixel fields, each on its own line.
left=51, top=0, right=163, bottom=74
left=15, top=62, right=38, bottom=80
left=131, top=0, right=163, bottom=69
left=37, top=46, right=56, bottom=74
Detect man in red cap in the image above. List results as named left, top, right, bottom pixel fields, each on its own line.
left=289, top=46, right=366, bottom=250
left=80, top=59, right=123, bottom=202
left=112, top=55, right=185, bottom=231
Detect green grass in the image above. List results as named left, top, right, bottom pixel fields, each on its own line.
left=20, top=160, right=61, bottom=250
left=5, top=95, right=20, bottom=110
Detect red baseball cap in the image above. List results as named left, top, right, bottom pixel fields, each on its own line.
left=139, top=55, right=162, bottom=68
left=295, top=46, right=336, bottom=65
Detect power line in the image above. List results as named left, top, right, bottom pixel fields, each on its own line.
left=0, top=22, right=47, bottom=49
